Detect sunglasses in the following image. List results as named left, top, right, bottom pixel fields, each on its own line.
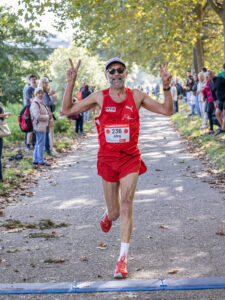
left=107, top=67, right=125, bottom=75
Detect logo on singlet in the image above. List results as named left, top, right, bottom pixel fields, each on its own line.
left=106, top=107, right=116, bottom=112
left=125, top=105, right=133, bottom=112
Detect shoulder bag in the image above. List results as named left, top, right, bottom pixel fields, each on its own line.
left=0, top=119, right=11, bottom=138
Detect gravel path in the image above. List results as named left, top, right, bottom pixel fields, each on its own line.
left=0, top=108, right=225, bottom=299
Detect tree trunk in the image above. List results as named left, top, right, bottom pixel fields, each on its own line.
left=193, top=3, right=205, bottom=73
left=195, top=36, right=204, bottom=72
left=193, top=47, right=198, bottom=74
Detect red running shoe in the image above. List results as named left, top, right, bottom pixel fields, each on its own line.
left=114, top=255, right=128, bottom=279
left=100, top=211, right=112, bottom=233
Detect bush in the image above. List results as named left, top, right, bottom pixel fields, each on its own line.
left=54, top=115, right=71, bottom=133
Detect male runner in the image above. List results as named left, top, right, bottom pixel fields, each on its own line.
left=62, top=57, right=173, bottom=279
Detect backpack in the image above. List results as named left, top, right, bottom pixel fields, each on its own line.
left=77, top=90, right=82, bottom=101
left=18, top=102, right=40, bottom=132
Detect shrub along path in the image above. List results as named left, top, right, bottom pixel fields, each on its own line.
left=0, top=109, right=225, bottom=300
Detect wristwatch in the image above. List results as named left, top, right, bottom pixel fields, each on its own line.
left=163, top=87, right=171, bottom=91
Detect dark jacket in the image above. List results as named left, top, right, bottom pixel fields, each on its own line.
left=82, top=89, right=91, bottom=99
left=192, top=80, right=199, bottom=96
left=211, top=76, right=225, bottom=102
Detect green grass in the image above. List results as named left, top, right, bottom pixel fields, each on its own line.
left=171, top=102, right=225, bottom=170
left=0, top=102, right=95, bottom=195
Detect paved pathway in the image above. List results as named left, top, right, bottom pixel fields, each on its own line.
left=0, top=109, right=225, bottom=299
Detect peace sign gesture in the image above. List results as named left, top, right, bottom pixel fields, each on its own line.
left=159, top=62, right=172, bottom=89
left=67, top=59, right=81, bottom=84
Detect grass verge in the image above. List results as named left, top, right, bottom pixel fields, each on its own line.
left=171, top=102, right=225, bottom=171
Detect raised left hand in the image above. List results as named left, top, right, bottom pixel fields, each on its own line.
left=159, top=62, right=172, bottom=89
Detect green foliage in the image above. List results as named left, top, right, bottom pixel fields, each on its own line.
left=0, top=5, right=50, bottom=105
left=48, top=42, right=106, bottom=102
left=18, top=0, right=225, bottom=76
left=54, top=115, right=71, bottom=133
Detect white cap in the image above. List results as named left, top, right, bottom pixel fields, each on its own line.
left=34, top=87, right=44, bottom=96
left=105, top=57, right=126, bottom=71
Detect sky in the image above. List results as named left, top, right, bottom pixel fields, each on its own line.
left=1, top=0, right=73, bottom=41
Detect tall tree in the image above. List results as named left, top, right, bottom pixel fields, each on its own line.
left=19, top=0, right=225, bottom=76
left=208, top=0, right=225, bottom=57
left=0, top=6, right=49, bottom=104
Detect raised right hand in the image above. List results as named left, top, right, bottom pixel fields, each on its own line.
left=67, top=59, right=81, bottom=85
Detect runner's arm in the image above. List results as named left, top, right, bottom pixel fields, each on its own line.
left=136, top=62, right=173, bottom=116
left=62, top=59, right=100, bottom=115
left=134, top=89, right=173, bottom=116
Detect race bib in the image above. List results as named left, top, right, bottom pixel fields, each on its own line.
left=105, top=124, right=130, bottom=143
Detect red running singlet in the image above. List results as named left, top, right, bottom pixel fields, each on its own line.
left=95, top=88, right=147, bottom=181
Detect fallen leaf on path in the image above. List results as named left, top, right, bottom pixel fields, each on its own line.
left=0, top=211, right=3, bottom=216
left=159, top=225, right=169, bottom=229
left=27, top=192, right=34, bottom=197
left=80, top=256, right=88, bottom=261
left=155, top=169, right=163, bottom=172
left=168, top=270, right=179, bottom=274
left=216, top=229, right=225, bottom=236
left=44, top=258, right=65, bottom=264
left=179, top=160, right=185, bottom=164
left=97, top=242, right=108, bottom=250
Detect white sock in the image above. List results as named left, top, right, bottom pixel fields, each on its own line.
left=118, top=242, right=129, bottom=262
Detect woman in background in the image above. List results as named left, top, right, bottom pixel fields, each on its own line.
left=0, top=105, right=11, bottom=181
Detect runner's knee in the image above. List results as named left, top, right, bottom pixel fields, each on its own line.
left=121, top=196, right=133, bottom=217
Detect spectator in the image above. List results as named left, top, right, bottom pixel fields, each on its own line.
left=155, top=83, right=160, bottom=98
left=208, top=70, right=225, bottom=135
left=171, top=81, right=178, bottom=113
left=186, top=77, right=195, bottom=116
left=197, top=71, right=208, bottom=129
left=192, top=74, right=201, bottom=116
left=216, top=63, right=225, bottom=78
left=24, top=74, right=37, bottom=151
left=24, top=74, right=37, bottom=106
left=82, top=85, right=91, bottom=122
left=184, top=71, right=194, bottom=104
left=146, top=86, right=150, bottom=95
left=38, top=77, right=57, bottom=156
left=203, top=73, right=216, bottom=135
left=0, top=105, right=11, bottom=181
left=30, top=87, right=51, bottom=167
left=23, top=74, right=31, bottom=106
left=175, top=78, right=183, bottom=100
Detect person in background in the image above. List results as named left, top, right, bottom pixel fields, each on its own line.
left=82, top=85, right=91, bottom=122
left=0, top=105, right=11, bottom=181
left=217, top=63, right=225, bottom=78
left=38, top=77, right=57, bottom=156
left=24, top=74, right=37, bottom=151
left=197, top=71, right=208, bottom=129
left=171, top=81, right=178, bottom=113
left=187, top=77, right=195, bottom=116
left=192, top=74, right=201, bottom=116
left=203, top=72, right=216, bottom=135
left=208, top=70, right=225, bottom=135
left=175, top=78, right=183, bottom=101
left=23, top=74, right=31, bottom=106
left=30, top=87, right=51, bottom=167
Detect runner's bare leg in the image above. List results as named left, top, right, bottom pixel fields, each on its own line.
left=102, top=179, right=120, bottom=221
left=119, top=172, right=139, bottom=243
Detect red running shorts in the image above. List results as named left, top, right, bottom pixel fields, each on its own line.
left=97, top=152, right=147, bottom=182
